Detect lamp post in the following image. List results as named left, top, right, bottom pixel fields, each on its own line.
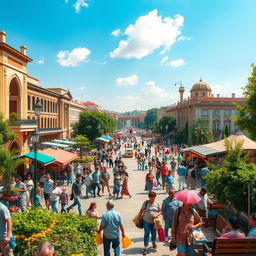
left=32, top=99, right=43, bottom=202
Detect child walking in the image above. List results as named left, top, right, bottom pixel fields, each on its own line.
left=60, top=187, right=69, bottom=213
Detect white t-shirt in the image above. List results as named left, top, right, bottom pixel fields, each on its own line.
left=50, top=187, right=61, bottom=201
left=24, top=179, right=34, bottom=192
left=85, top=175, right=92, bottom=186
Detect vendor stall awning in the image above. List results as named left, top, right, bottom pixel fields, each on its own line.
left=16, top=152, right=56, bottom=165
left=184, top=133, right=256, bottom=158
left=52, top=139, right=77, bottom=145
left=95, top=136, right=113, bottom=143
left=41, top=142, right=69, bottom=149
left=39, top=148, right=78, bottom=165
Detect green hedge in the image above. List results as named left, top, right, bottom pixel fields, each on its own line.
left=12, top=207, right=98, bottom=256
left=73, top=156, right=94, bottom=163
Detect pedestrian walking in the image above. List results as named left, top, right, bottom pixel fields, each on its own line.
left=40, top=173, right=54, bottom=210
left=171, top=203, right=202, bottom=256
left=145, top=169, right=154, bottom=191
left=86, top=202, right=102, bottom=219
left=24, top=173, right=34, bottom=207
left=139, top=191, right=161, bottom=255
left=84, top=171, right=93, bottom=198
left=67, top=175, right=83, bottom=215
left=165, top=170, right=174, bottom=193
left=177, top=162, right=187, bottom=190
left=161, top=162, right=168, bottom=190
left=97, top=200, right=125, bottom=256
left=113, top=171, right=122, bottom=199
left=100, top=167, right=111, bottom=196
left=49, top=182, right=61, bottom=213
left=195, top=187, right=213, bottom=218
left=60, top=187, right=69, bottom=213
left=161, top=190, right=180, bottom=240
left=120, top=172, right=131, bottom=199
left=66, top=163, right=74, bottom=185
left=15, top=177, right=27, bottom=212
left=170, top=158, right=177, bottom=176
left=92, top=167, right=101, bottom=198
left=0, top=202, right=14, bottom=256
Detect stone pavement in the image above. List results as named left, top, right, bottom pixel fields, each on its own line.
left=65, top=146, right=202, bottom=256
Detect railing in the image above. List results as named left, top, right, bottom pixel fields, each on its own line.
left=10, top=119, right=37, bottom=126
left=39, top=128, right=62, bottom=132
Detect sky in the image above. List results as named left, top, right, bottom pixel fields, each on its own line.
left=1, top=0, right=256, bottom=112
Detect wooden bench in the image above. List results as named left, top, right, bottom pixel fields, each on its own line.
left=203, top=238, right=256, bottom=255
left=201, top=214, right=227, bottom=243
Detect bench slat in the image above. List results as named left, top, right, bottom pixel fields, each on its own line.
left=216, top=242, right=256, bottom=247
left=216, top=248, right=256, bottom=253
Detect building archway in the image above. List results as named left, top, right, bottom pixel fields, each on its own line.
left=9, top=77, right=21, bottom=118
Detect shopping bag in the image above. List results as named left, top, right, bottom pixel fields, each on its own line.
left=154, top=216, right=164, bottom=230
left=153, top=180, right=157, bottom=187
left=157, top=228, right=165, bottom=242
left=132, top=212, right=144, bottom=229
left=122, top=236, right=132, bottom=249
left=96, top=232, right=103, bottom=245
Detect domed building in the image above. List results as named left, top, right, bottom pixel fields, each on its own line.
left=166, top=79, right=245, bottom=140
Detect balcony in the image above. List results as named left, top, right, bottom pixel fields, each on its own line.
left=38, top=128, right=62, bottom=134
left=10, top=119, right=37, bottom=132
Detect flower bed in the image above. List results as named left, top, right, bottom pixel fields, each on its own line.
left=12, top=207, right=98, bottom=256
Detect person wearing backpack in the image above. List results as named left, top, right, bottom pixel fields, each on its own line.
left=171, top=203, right=202, bottom=256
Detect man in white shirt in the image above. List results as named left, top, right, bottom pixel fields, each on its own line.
left=196, top=187, right=213, bottom=218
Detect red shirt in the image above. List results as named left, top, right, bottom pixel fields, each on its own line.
left=161, top=166, right=168, bottom=176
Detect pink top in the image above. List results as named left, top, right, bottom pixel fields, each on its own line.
left=222, top=231, right=245, bottom=239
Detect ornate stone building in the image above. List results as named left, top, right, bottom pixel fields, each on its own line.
left=166, top=79, right=245, bottom=140
left=0, top=31, right=86, bottom=153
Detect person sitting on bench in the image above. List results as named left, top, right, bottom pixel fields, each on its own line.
left=221, top=216, right=245, bottom=238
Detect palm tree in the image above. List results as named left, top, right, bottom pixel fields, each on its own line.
left=192, top=119, right=214, bottom=145
left=0, top=146, right=24, bottom=190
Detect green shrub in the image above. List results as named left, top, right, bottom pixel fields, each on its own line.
left=12, top=207, right=98, bottom=256
left=73, top=156, right=94, bottom=163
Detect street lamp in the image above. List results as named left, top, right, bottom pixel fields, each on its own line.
left=31, top=98, right=43, bottom=202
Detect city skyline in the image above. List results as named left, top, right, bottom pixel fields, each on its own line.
left=1, top=0, right=256, bottom=111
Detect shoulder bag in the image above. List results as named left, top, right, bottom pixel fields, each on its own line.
left=133, top=200, right=149, bottom=229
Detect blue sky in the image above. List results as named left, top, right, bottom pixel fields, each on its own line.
left=1, top=0, right=256, bottom=112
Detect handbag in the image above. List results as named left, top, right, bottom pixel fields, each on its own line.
left=9, top=235, right=16, bottom=249
left=133, top=200, right=149, bottom=229
left=153, top=216, right=164, bottom=230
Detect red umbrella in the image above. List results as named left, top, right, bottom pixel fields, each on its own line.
left=175, top=190, right=201, bottom=204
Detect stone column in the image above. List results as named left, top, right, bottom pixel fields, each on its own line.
left=231, top=110, right=235, bottom=133
left=220, top=110, right=224, bottom=130
left=208, top=110, right=213, bottom=130
left=195, top=108, right=201, bottom=120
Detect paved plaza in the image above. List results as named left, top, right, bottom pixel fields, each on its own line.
left=66, top=146, right=179, bottom=256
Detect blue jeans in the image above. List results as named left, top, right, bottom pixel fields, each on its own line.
left=137, top=162, right=141, bottom=170
left=92, top=183, right=101, bottom=197
left=103, top=236, right=120, bottom=256
left=141, top=162, right=145, bottom=170
left=156, top=173, right=161, bottom=186
left=143, top=220, right=156, bottom=247
left=164, top=219, right=173, bottom=237
left=67, top=195, right=82, bottom=215
left=113, top=184, right=121, bottom=198
left=85, top=185, right=93, bottom=198
left=61, top=203, right=66, bottom=213
left=18, top=197, right=26, bottom=212
left=67, top=173, right=73, bottom=185
left=50, top=200, right=58, bottom=213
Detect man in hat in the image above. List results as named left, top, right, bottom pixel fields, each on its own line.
left=97, top=200, right=125, bottom=256
left=196, top=187, right=213, bottom=218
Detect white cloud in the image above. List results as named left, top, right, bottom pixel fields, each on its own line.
left=168, top=58, right=186, bottom=67
left=77, top=86, right=86, bottom=91
left=57, top=47, right=91, bottom=67
left=110, top=9, right=184, bottom=59
left=37, top=57, right=44, bottom=64
left=160, top=56, right=169, bottom=65
left=99, top=61, right=107, bottom=65
left=211, top=82, right=243, bottom=97
left=108, top=81, right=178, bottom=111
left=177, top=35, right=192, bottom=41
left=160, top=57, right=186, bottom=67
left=73, top=0, right=89, bottom=13
left=116, top=74, right=139, bottom=87
left=111, top=29, right=121, bottom=37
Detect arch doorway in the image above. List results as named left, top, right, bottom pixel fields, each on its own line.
left=9, top=77, right=21, bottom=118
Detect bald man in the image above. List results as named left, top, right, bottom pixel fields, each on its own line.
left=38, top=242, right=55, bottom=256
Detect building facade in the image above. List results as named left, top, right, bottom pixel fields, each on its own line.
left=118, top=112, right=146, bottom=128
left=166, top=79, right=245, bottom=140
left=0, top=31, right=86, bottom=154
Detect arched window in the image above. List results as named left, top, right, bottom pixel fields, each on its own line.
left=9, top=78, right=21, bottom=118
left=48, top=118, right=50, bottom=128
left=45, top=117, right=47, bottom=128
left=32, top=96, right=35, bottom=110
left=27, top=95, right=31, bottom=110
left=44, top=99, right=46, bottom=112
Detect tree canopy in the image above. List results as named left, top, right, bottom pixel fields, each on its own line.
left=157, top=114, right=176, bottom=134
left=144, top=108, right=157, bottom=129
left=205, top=139, right=256, bottom=213
left=191, top=119, right=214, bottom=145
left=0, top=112, right=15, bottom=145
left=73, top=111, right=115, bottom=141
left=235, top=64, right=256, bottom=139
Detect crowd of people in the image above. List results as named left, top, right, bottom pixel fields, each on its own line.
left=1, top=135, right=256, bottom=256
